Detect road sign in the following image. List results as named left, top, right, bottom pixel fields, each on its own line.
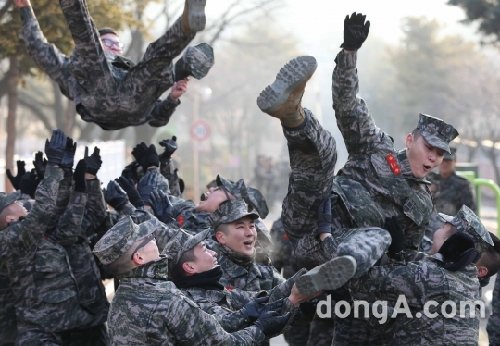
left=190, top=119, right=211, bottom=142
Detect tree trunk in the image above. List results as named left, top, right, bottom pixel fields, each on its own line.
left=5, top=57, right=19, bottom=192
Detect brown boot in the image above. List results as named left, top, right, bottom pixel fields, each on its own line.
left=256, top=56, right=317, bottom=128
left=181, top=0, right=207, bottom=33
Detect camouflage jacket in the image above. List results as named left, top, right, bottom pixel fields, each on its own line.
left=0, top=263, right=16, bottom=344
left=331, top=50, right=433, bottom=250
left=211, top=242, right=285, bottom=292
left=349, top=256, right=480, bottom=345
left=19, top=6, right=180, bottom=129
left=108, top=260, right=266, bottom=345
left=428, top=172, right=476, bottom=215
left=0, top=165, right=101, bottom=333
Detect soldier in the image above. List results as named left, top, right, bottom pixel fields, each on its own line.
left=93, top=216, right=291, bottom=345
left=14, top=0, right=214, bottom=130
left=347, top=206, right=500, bottom=345
left=0, top=130, right=108, bottom=344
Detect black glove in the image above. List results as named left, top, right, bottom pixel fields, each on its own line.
left=241, top=296, right=270, bottom=321
left=6, top=160, right=27, bottom=190
left=44, top=129, right=68, bottom=166
left=254, top=311, right=291, bottom=338
left=121, top=161, right=141, bottom=184
left=158, top=136, right=178, bottom=161
left=439, top=232, right=480, bottom=271
left=84, top=146, right=102, bottom=175
left=61, top=137, right=77, bottom=169
left=32, top=151, right=47, bottom=180
left=104, top=180, right=129, bottom=211
left=340, top=12, right=370, bottom=50
left=132, top=142, right=159, bottom=170
left=117, top=176, right=144, bottom=208
left=383, top=217, right=405, bottom=257
left=19, top=170, right=39, bottom=198
left=317, top=197, right=332, bottom=235
left=147, top=190, right=173, bottom=223
left=73, top=159, right=87, bottom=193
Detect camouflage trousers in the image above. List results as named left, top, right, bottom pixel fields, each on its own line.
left=487, top=274, right=500, bottom=344
left=58, top=0, right=195, bottom=129
left=16, top=322, right=107, bottom=346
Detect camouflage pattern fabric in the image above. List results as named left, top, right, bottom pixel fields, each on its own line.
left=0, top=165, right=103, bottom=341
left=159, top=158, right=183, bottom=197
left=306, top=314, right=334, bottom=346
left=0, top=263, right=16, bottom=345
left=20, top=4, right=190, bottom=129
left=342, top=257, right=480, bottom=345
left=107, top=260, right=266, bottom=345
left=415, top=113, right=458, bottom=154
left=429, top=171, right=476, bottom=215
left=487, top=273, right=500, bottom=344
left=210, top=241, right=285, bottom=292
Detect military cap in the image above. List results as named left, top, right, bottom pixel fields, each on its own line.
left=93, top=216, right=161, bottom=266
left=416, top=113, right=458, bottom=154
left=0, top=191, right=24, bottom=213
left=163, top=229, right=210, bottom=270
left=210, top=199, right=260, bottom=231
left=216, top=175, right=269, bottom=218
left=443, top=147, right=457, bottom=161
left=439, top=205, right=493, bottom=249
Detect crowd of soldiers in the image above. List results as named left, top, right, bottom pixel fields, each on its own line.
left=2, top=0, right=500, bottom=345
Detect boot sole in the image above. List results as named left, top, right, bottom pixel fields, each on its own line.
left=295, top=255, right=356, bottom=296
left=184, top=43, right=214, bottom=79
left=187, top=0, right=207, bottom=32
left=256, top=56, right=317, bottom=113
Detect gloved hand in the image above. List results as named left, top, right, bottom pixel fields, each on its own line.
left=132, top=142, right=159, bottom=170
left=73, top=159, right=87, bottom=193
left=19, top=170, right=39, bottom=198
left=439, top=232, right=480, bottom=271
left=61, top=137, right=77, bottom=169
left=340, top=12, right=370, bottom=50
left=45, top=129, right=68, bottom=165
left=6, top=160, right=27, bottom=190
left=383, top=217, right=405, bottom=257
left=158, top=136, right=178, bottom=162
left=104, top=180, right=129, bottom=211
left=84, top=146, right=102, bottom=175
left=254, top=311, right=291, bottom=338
left=32, top=151, right=47, bottom=180
left=241, top=296, right=270, bottom=321
left=121, top=161, right=141, bottom=184
left=317, top=197, right=332, bottom=235
left=117, top=176, right=144, bottom=208
left=147, top=190, right=173, bottom=223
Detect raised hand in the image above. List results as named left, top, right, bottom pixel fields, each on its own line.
left=44, top=129, right=67, bottom=166
left=32, top=151, right=47, bottom=180
left=6, top=160, right=26, bottom=190
left=340, top=12, right=370, bottom=50
left=84, top=146, right=102, bottom=175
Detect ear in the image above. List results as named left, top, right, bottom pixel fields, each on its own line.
left=405, top=133, right=413, bottom=148
left=477, top=265, right=488, bottom=278
left=215, top=231, right=226, bottom=245
left=182, top=261, right=197, bottom=275
left=131, top=252, right=145, bottom=266
left=5, top=215, right=17, bottom=224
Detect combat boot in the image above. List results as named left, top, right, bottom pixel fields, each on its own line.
left=294, top=255, right=356, bottom=296
left=181, top=0, right=207, bottom=33
left=174, top=43, right=214, bottom=81
left=256, top=56, right=317, bottom=128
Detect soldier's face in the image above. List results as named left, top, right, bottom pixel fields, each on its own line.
left=196, top=187, right=231, bottom=212
left=430, top=223, right=456, bottom=254
left=100, top=33, right=123, bottom=56
left=216, top=216, right=257, bottom=257
left=439, top=159, right=456, bottom=179
left=191, top=242, right=218, bottom=273
left=406, top=134, right=445, bottom=178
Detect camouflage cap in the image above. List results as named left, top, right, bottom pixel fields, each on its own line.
left=0, top=191, right=24, bottom=213
left=443, top=147, right=457, bottom=161
left=93, top=216, right=161, bottom=265
left=210, top=199, right=260, bottom=231
left=416, top=113, right=458, bottom=154
left=163, top=229, right=210, bottom=271
left=439, top=205, right=493, bottom=249
left=216, top=175, right=269, bottom=218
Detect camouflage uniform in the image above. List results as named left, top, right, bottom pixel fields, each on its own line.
left=93, top=216, right=267, bottom=345
left=19, top=2, right=193, bottom=130
left=0, top=165, right=107, bottom=344
left=344, top=257, right=480, bottom=346
left=487, top=274, right=500, bottom=344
